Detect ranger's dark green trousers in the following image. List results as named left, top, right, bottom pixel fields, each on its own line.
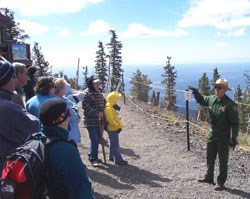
left=205, top=139, right=229, bottom=185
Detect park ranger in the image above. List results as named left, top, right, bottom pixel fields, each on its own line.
left=189, top=78, right=239, bottom=191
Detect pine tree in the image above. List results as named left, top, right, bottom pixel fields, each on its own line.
left=242, top=70, right=250, bottom=133
left=130, top=69, right=152, bottom=102
left=82, top=65, right=88, bottom=89
left=94, top=41, right=108, bottom=92
left=106, top=30, right=123, bottom=92
left=32, top=42, right=51, bottom=76
left=161, top=56, right=177, bottom=112
left=234, top=85, right=248, bottom=133
left=198, top=72, right=210, bottom=121
left=151, top=90, right=156, bottom=105
left=0, top=8, right=29, bottom=42
left=210, top=67, right=220, bottom=93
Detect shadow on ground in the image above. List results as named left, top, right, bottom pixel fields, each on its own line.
left=94, top=192, right=113, bottom=199
left=120, top=147, right=140, bottom=160
left=225, top=187, right=250, bottom=199
left=87, top=161, right=171, bottom=190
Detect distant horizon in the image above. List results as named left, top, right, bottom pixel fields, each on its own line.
left=61, top=62, right=249, bottom=92
left=53, top=61, right=250, bottom=74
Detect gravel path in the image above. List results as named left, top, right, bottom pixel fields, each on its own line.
left=79, top=97, right=250, bottom=199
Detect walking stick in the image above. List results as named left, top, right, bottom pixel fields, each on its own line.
left=99, top=118, right=107, bottom=164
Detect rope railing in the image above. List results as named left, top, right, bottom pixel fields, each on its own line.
left=124, top=93, right=207, bottom=132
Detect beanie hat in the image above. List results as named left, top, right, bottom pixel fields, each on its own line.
left=39, top=98, right=70, bottom=126
left=0, top=60, right=15, bottom=88
left=27, top=67, right=37, bottom=75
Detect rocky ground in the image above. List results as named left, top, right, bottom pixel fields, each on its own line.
left=78, top=96, right=250, bottom=199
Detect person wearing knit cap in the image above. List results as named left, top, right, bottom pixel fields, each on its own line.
left=12, top=62, right=28, bottom=108
left=0, top=60, right=15, bottom=89
left=82, top=75, right=105, bottom=167
left=39, top=98, right=95, bottom=199
left=23, top=66, right=37, bottom=102
left=0, top=59, right=39, bottom=173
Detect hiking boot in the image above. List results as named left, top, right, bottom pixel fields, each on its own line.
left=214, top=183, right=225, bottom=191
left=109, top=157, right=114, bottom=162
left=91, top=161, right=99, bottom=167
left=197, top=177, right=214, bottom=184
left=115, top=160, right=128, bottom=165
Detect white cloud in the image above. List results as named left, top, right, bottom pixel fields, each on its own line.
left=17, top=20, right=49, bottom=35
left=1, top=0, right=104, bottom=16
left=80, top=20, right=113, bottom=36
left=178, top=0, right=250, bottom=33
left=58, top=28, right=71, bottom=37
left=217, top=28, right=246, bottom=36
left=120, top=23, right=188, bottom=38
left=216, top=42, right=228, bottom=47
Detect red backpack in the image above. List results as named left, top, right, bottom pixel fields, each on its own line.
left=0, top=132, right=72, bottom=199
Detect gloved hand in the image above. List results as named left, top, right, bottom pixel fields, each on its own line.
left=188, top=86, right=199, bottom=95
left=117, top=128, right=122, bottom=133
left=188, top=86, right=202, bottom=101
left=113, top=104, right=121, bottom=111
left=229, top=137, right=237, bottom=150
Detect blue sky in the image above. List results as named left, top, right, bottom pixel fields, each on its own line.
left=2, top=0, right=250, bottom=72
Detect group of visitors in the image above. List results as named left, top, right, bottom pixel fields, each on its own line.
left=0, top=58, right=95, bottom=198
left=0, top=54, right=240, bottom=196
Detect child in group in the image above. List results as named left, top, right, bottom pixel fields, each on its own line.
left=104, top=91, right=128, bottom=165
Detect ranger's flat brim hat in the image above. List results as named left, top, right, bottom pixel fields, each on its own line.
left=215, top=78, right=232, bottom=91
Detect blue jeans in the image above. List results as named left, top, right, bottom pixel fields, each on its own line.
left=108, top=131, right=123, bottom=162
left=87, top=127, right=100, bottom=162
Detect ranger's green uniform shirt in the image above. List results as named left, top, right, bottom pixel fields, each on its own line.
left=195, top=94, right=239, bottom=142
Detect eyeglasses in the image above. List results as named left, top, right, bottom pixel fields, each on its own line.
left=51, top=108, right=71, bottom=125
left=214, top=85, right=225, bottom=90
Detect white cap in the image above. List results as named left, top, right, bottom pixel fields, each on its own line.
left=67, top=91, right=85, bottom=104
left=64, top=83, right=73, bottom=96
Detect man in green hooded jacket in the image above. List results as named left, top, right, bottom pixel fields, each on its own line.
left=189, top=78, right=239, bottom=191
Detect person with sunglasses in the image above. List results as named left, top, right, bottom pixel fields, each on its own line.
left=189, top=78, right=239, bottom=191
left=39, top=98, right=95, bottom=199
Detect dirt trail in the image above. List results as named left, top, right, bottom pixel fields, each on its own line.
left=79, top=97, right=250, bottom=199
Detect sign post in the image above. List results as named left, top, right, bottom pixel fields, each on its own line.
left=184, top=89, right=192, bottom=151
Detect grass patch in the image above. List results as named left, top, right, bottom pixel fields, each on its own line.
left=238, top=133, right=250, bottom=151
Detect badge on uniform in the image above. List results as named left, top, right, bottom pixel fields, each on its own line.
left=233, top=105, right=238, bottom=112
left=220, top=106, right=226, bottom=112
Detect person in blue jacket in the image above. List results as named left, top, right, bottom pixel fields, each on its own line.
left=39, top=98, right=95, bottom=199
left=54, top=78, right=81, bottom=144
left=26, top=76, right=56, bottom=117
